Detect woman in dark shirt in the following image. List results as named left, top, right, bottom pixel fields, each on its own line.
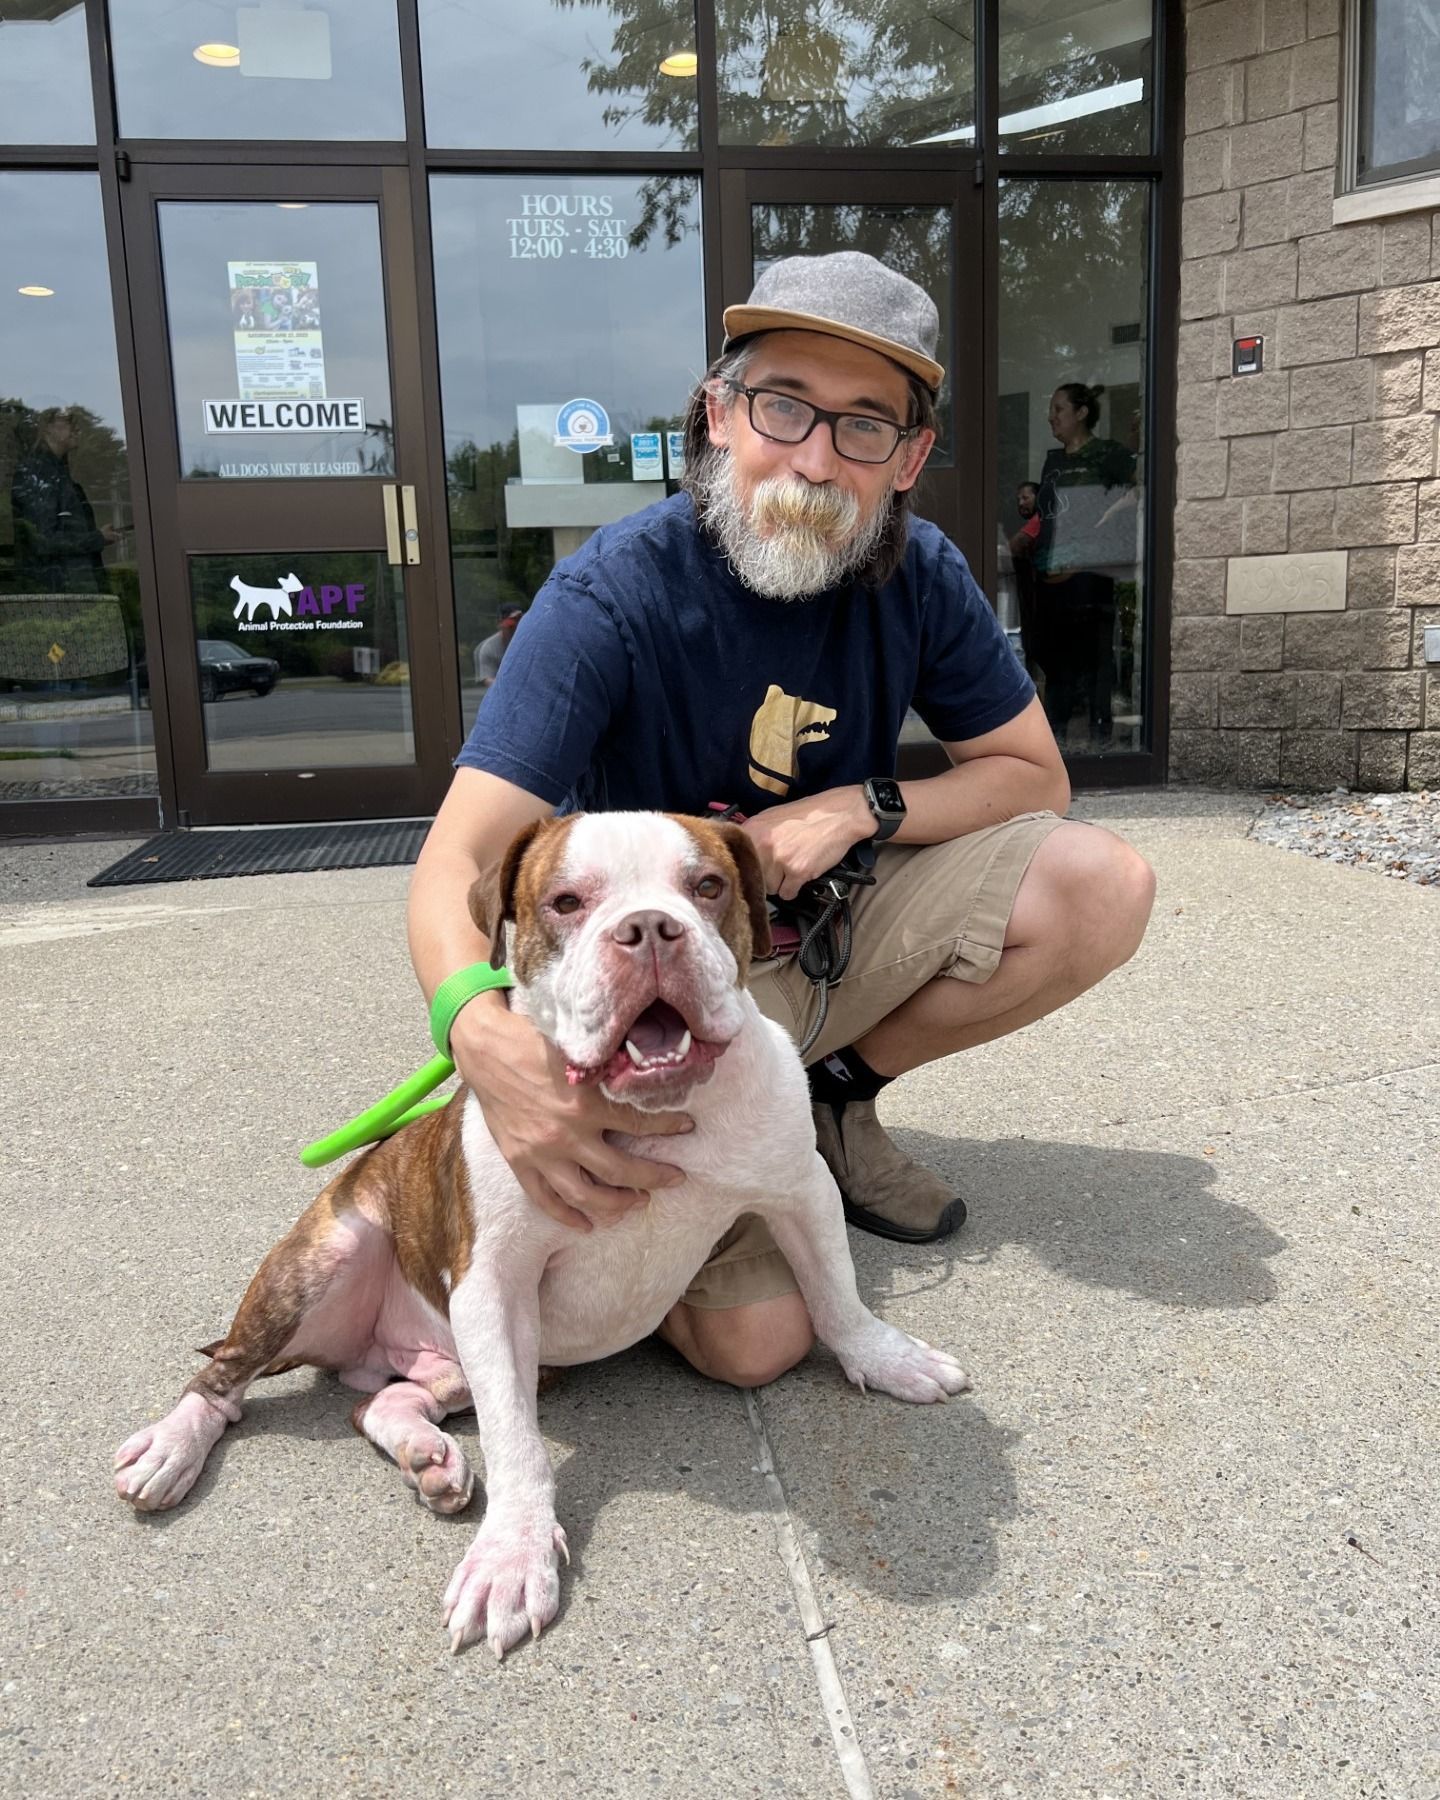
left=1031, top=382, right=1137, bottom=749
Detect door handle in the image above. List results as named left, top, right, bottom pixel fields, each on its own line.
left=400, top=484, right=421, bottom=566
left=382, top=484, right=402, bottom=565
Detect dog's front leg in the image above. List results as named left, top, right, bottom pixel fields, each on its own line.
left=443, top=1252, right=568, bottom=1659
left=760, top=1155, right=972, bottom=1404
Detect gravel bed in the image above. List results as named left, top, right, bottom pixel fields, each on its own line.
left=1250, top=788, right=1439, bottom=888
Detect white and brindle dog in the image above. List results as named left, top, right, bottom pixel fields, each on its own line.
left=114, top=812, right=970, bottom=1657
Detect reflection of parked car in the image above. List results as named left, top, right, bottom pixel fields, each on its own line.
left=197, top=639, right=279, bottom=703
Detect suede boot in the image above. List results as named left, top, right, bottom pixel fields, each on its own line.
left=812, top=1100, right=967, bottom=1244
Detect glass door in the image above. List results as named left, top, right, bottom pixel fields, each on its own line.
left=718, top=170, right=986, bottom=772
left=123, top=164, right=450, bottom=826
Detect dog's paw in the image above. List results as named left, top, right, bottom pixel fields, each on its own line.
left=113, top=1392, right=230, bottom=1511
left=837, top=1323, right=972, bottom=1405
left=396, top=1426, right=474, bottom=1516
left=442, top=1515, right=569, bottom=1659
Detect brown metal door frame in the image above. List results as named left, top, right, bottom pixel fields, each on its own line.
left=121, top=160, right=451, bottom=826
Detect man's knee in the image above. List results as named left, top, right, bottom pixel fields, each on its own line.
left=663, top=1292, right=815, bottom=1388
left=1017, top=823, right=1156, bottom=970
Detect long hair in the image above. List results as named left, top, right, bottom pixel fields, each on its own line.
left=679, top=340, right=937, bottom=589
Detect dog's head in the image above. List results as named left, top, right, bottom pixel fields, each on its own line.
left=471, top=812, right=771, bottom=1110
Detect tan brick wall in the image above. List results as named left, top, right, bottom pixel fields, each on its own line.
left=1174, top=0, right=1439, bottom=789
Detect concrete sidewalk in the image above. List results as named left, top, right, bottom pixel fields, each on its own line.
left=2, top=791, right=1436, bottom=1799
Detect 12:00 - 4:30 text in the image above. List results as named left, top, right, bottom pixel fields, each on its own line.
left=509, top=237, right=630, bottom=259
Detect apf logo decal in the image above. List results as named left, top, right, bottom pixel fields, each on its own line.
left=228, top=574, right=370, bottom=634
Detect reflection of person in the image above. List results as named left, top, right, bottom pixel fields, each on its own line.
left=408, top=252, right=1154, bottom=1392
left=1032, top=383, right=1137, bottom=749
left=1006, top=481, right=1041, bottom=677
left=473, top=605, right=524, bottom=689
left=9, top=408, right=120, bottom=593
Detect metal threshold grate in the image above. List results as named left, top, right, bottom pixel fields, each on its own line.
left=88, top=820, right=430, bottom=887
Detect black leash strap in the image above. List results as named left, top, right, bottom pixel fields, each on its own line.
left=786, top=843, right=877, bottom=1057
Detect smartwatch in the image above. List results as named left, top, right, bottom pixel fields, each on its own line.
left=862, top=776, right=906, bottom=842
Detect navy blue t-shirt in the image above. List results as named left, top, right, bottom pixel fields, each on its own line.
left=456, top=493, right=1033, bottom=815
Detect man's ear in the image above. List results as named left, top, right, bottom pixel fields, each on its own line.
left=704, top=379, right=735, bottom=451
left=467, top=818, right=544, bottom=970
left=715, top=822, right=773, bottom=966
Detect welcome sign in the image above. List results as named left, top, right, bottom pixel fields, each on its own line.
left=203, top=397, right=367, bottom=434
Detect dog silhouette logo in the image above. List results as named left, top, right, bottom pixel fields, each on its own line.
left=747, top=684, right=838, bottom=797
left=230, top=573, right=304, bottom=623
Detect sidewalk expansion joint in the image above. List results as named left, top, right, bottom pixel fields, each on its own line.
left=1097, top=1056, right=1440, bottom=1129
left=743, top=1388, right=874, bottom=1800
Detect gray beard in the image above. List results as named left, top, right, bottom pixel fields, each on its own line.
left=691, top=449, right=896, bottom=600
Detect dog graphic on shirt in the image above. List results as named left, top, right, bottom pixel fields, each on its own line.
left=747, top=685, right=837, bottom=796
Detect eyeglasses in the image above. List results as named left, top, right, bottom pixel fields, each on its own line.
left=724, top=380, right=917, bottom=466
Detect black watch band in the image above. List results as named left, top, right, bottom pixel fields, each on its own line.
left=863, top=776, right=906, bottom=842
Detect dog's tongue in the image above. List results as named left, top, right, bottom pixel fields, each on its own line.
left=626, top=1000, right=683, bottom=1055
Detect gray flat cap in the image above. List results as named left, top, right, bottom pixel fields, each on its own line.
left=722, top=251, right=944, bottom=392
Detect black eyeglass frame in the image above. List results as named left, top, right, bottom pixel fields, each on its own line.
left=723, top=379, right=920, bottom=465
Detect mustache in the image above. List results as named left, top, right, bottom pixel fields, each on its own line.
left=749, top=477, right=860, bottom=539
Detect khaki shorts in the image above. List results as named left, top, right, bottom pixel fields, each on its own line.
left=681, top=809, right=1063, bottom=1311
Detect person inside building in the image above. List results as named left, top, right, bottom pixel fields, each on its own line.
left=1007, top=479, right=1042, bottom=680
left=9, top=406, right=120, bottom=594
left=407, top=252, right=1155, bottom=1389
left=1030, top=382, right=1138, bottom=751
left=472, top=603, right=525, bottom=692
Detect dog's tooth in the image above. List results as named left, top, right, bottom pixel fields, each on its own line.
left=676, top=1029, right=692, bottom=1058
left=625, top=1039, right=645, bottom=1066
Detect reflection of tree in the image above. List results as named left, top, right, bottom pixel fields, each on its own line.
left=565, top=0, right=975, bottom=149
left=446, top=433, right=552, bottom=616
left=998, top=180, right=1147, bottom=377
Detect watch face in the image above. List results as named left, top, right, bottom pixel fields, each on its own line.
left=869, top=778, right=904, bottom=816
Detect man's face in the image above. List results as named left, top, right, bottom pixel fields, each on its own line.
left=701, top=330, right=935, bottom=598
left=1017, top=485, right=1037, bottom=518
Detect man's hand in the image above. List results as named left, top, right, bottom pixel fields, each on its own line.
left=450, top=1000, right=694, bottom=1233
left=743, top=786, right=873, bottom=901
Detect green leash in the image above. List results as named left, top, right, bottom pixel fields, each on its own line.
left=300, top=962, right=515, bottom=1170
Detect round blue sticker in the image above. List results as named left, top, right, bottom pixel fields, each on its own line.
left=553, top=397, right=613, bottom=454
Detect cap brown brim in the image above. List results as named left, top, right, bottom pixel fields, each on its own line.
left=722, top=304, right=944, bottom=392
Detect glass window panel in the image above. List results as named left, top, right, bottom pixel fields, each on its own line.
left=109, top=0, right=404, bottom=141
left=997, top=178, right=1149, bottom=757
left=750, top=203, right=953, bottom=469
left=0, top=172, right=153, bottom=805
left=0, top=3, right=95, bottom=144
left=717, top=0, right=974, bottom=148
left=998, top=0, right=1151, bottom=156
left=420, top=0, right=698, bottom=151
left=1360, top=0, right=1440, bottom=184
left=429, top=173, right=704, bottom=731
left=157, top=202, right=395, bottom=482
left=189, top=552, right=414, bottom=771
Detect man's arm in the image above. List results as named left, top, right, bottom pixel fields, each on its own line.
left=409, top=768, right=694, bottom=1231
left=744, top=697, right=1068, bottom=899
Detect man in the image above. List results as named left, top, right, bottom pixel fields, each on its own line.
left=408, top=252, right=1155, bottom=1390
left=10, top=407, right=120, bottom=593
left=472, top=604, right=524, bottom=691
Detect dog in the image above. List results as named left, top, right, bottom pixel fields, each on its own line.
left=113, top=812, right=970, bottom=1657
left=230, top=572, right=303, bottom=623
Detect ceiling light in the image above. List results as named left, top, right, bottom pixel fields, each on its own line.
left=659, top=51, right=698, bottom=77
left=18, top=286, right=54, bottom=297
left=277, top=203, right=309, bottom=210
left=193, top=42, right=240, bottom=68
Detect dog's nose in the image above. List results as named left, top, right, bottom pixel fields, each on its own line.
left=610, top=909, right=687, bottom=950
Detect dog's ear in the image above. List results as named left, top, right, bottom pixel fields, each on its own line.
left=468, top=818, right=545, bottom=970
left=713, top=822, right=773, bottom=968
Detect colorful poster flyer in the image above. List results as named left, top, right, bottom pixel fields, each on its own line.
left=228, top=261, right=326, bottom=401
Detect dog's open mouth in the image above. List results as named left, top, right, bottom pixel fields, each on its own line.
left=566, top=998, right=724, bottom=1091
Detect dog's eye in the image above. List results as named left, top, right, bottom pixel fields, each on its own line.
left=694, top=874, right=724, bottom=900
left=551, top=893, right=582, bottom=915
